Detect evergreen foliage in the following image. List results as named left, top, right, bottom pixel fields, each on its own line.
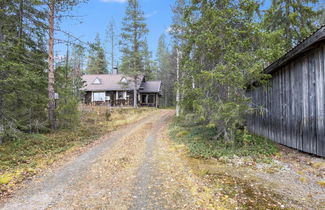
left=156, top=34, right=176, bottom=107
left=0, top=0, right=86, bottom=142
left=172, top=0, right=321, bottom=142
left=0, top=0, right=48, bottom=141
left=55, top=47, right=81, bottom=129
left=119, top=0, right=151, bottom=107
left=263, top=0, right=322, bottom=50
left=105, top=18, right=118, bottom=73
left=86, top=34, right=108, bottom=74
left=120, top=0, right=149, bottom=76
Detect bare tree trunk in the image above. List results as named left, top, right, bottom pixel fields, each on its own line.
left=48, top=0, right=56, bottom=130
left=133, top=76, right=138, bottom=108
left=0, top=2, right=4, bottom=144
left=176, top=48, right=180, bottom=117
left=192, top=76, right=195, bottom=89
left=111, top=30, right=114, bottom=71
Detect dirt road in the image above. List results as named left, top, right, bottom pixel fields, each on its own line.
left=0, top=110, right=197, bottom=210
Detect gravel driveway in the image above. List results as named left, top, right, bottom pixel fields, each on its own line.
left=1, top=110, right=197, bottom=210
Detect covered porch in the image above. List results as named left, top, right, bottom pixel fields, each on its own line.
left=84, top=91, right=134, bottom=107
left=140, top=93, right=159, bottom=108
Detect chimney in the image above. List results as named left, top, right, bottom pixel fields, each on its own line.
left=112, top=66, right=119, bottom=74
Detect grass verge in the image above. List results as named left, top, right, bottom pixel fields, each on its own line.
left=168, top=118, right=291, bottom=209
left=0, top=106, right=156, bottom=196
left=169, top=117, right=278, bottom=160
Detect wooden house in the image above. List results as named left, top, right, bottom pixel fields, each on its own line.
left=81, top=74, right=161, bottom=107
left=247, top=26, right=325, bottom=157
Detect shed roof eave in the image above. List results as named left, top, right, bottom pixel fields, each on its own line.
left=264, top=26, right=325, bottom=74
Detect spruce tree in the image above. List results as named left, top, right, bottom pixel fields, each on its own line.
left=0, top=0, right=48, bottom=141
left=120, top=0, right=149, bottom=108
left=177, top=0, right=281, bottom=141
left=55, top=45, right=80, bottom=128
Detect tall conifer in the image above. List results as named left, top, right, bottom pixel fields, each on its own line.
left=120, top=0, right=149, bottom=108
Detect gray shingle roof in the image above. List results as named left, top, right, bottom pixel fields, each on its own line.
left=81, top=74, right=142, bottom=91
left=139, top=81, right=161, bottom=93
left=81, top=74, right=161, bottom=93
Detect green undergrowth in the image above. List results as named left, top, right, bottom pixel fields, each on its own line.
left=0, top=107, right=154, bottom=195
left=169, top=117, right=278, bottom=160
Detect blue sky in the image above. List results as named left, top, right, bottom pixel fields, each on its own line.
left=57, top=0, right=175, bottom=62
left=56, top=0, right=324, bottom=63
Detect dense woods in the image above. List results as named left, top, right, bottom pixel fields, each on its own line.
left=0, top=0, right=323, bottom=143
left=0, top=0, right=86, bottom=142
left=170, top=0, right=323, bottom=142
left=0, top=0, right=48, bottom=142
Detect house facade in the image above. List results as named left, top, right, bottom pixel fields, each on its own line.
left=247, top=26, right=325, bottom=157
left=81, top=74, right=162, bottom=107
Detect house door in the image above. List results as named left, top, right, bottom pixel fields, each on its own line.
left=141, top=94, right=148, bottom=104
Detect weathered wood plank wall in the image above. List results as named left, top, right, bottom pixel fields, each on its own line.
left=247, top=42, right=325, bottom=157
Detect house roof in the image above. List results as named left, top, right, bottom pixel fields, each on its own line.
left=81, top=74, right=143, bottom=91
left=81, top=74, right=161, bottom=93
left=265, top=25, right=325, bottom=74
left=139, top=81, right=162, bottom=93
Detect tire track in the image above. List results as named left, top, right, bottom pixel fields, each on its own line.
left=131, top=112, right=173, bottom=210
left=0, top=111, right=167, bottom=210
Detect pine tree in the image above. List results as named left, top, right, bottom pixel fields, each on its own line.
left=46, top=0, right=87, bottom=130
left=120, top=0, right=149, bottom=108
left=106, top=18, right=118, bottom=73
left=143, top=38, right=155, bottom=80
left=70, top=44, right=85, bottom=96
left=86, top=34, right=108, bottom=74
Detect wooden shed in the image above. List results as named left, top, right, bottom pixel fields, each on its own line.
left=247, top=26, right=325, bottom=157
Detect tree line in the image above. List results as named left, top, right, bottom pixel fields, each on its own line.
left=0, top=0, right=174, bottom=143
left=0, top=0, right=87, bottom=142
left=84, top=0, right=177, bottom=108
left=170, top=0, right=324, bottom=141
left=0, top=0, right=323, bottom=143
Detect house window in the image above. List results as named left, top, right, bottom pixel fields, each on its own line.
left=92, top=92, right=106, bottom=102
left=148, top=95, right=155, bottom=104
left=118, top=91, right=127, bottom=100
left=141, top=95, right=147, bottom=103
left=120, top=77, right=127, bottom=83
left=92, top=78, right=101, bottom=85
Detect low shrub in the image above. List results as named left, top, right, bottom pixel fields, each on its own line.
left=169, top=117, right=278, bottom=159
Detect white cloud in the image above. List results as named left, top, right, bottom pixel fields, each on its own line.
left=145, top=10, right=158, bottom=18
left=101, top=0, right=127, bottom=3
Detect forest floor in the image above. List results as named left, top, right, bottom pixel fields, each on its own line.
left=0, top=109, right=324, bottom=209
